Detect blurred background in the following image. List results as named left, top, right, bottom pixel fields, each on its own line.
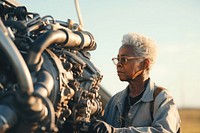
left=17, top=0, right=200, bottom=132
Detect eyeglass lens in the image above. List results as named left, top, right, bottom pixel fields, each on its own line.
left=112, top=57, right=127, bottom=65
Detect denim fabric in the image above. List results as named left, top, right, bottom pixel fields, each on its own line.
left=103, top=79, right=181, bottom=133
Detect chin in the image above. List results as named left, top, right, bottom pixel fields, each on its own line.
left=118, top=77, right=127, bottom=81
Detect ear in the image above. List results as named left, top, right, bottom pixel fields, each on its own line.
left=143, top=59, right=150, bottom=69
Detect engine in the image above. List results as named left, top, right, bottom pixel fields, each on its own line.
left=0, top=0, right=103, bottom=132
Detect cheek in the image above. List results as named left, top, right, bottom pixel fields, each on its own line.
left=125, top=64, right=140, bottom=77
left=129, top=68, right=137, bottom=77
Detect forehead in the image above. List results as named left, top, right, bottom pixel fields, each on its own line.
left=118, top=45, right=134, bottom=56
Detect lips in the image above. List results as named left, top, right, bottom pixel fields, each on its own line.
left=117, top=71, right=124, bottom=76
left=117, top=71, right=127, bottom=81
left=117, top=71, right=123, bottom=73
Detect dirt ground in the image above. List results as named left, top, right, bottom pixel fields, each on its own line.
left=178, top=108, right=200, bottom=133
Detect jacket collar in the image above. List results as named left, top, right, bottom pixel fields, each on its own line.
left=116, top=86, right=129, bottom=114
left=116, top=78, right=156, bottom=112
left=140, top=78, right=155, bottom=102
left=116, top=78, right=155, bottom=104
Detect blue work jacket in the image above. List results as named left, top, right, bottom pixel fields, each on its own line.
left=103, top=79, right=181, bottom=133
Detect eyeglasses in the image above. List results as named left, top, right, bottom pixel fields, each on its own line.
left=112, top=56, right=141, bottom=65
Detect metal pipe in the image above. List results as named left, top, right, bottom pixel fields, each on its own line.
left=27, top=30, right=67, bottom=66
left=0, top=19, right=34, bottom=94
left=74, top=0, right=84, bottom=28
left=27, top=29, right=96, bottom=69
left=34, top=70, right=54, bottom=98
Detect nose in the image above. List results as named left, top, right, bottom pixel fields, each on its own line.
left=117, top=62, right=123, bottom=67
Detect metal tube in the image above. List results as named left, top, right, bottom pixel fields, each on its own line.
left=27, top=30, right=67, bottom=66
left=74, top=0, right=84, bottom=28
left=0, top=19, right=33, bottom=94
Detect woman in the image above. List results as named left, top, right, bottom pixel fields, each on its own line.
left=90, top=33, right=181, bottom=133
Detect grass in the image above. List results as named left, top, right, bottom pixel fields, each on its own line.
left=178, top=108, right=200, bottom=133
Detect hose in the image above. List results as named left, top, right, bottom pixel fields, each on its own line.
left=0, top=19, right=34, bottom=95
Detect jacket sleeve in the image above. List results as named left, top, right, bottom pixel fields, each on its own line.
left=115, top=91, right=181, bottom=133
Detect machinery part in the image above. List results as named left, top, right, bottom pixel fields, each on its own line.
left=0, top=0, right=104, bottom=133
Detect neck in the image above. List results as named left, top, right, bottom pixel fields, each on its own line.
left=128, top=75, right=149, bottom=97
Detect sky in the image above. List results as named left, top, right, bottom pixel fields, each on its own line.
left=17, top=0, right=200, bottom=108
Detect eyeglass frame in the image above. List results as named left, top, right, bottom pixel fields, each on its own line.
left=112, top=56, right=142, bottom=65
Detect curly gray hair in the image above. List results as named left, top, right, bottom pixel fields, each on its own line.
left=121, top=32, right=157, bottom=69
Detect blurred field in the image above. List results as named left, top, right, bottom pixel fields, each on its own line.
left=179, top=108, right=200, bottom=133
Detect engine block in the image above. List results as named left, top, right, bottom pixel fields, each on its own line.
left=0, top=1, right=103, bottom=132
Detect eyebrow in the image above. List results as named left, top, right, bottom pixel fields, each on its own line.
left=117, top=54, right=130, bottom=57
